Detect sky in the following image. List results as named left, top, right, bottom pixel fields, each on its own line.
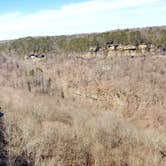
left=0, top=0, right=165, bottom=40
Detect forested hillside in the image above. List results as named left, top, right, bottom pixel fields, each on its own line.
left=0, top=26, right=166, bottom=56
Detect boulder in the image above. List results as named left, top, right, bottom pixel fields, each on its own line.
left=119, top=45, right=136, bottom=51
left=138, top=44, right=148, bottom=50
left=105, top=41, right=114, bottom=48
left=89, top=46, right=101, bottom=53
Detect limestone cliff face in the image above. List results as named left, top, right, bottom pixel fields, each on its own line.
left=77, top=44, right=157, bottom=59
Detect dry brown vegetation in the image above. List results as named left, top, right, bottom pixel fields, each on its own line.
left=0, top=53, right=166, bottom=165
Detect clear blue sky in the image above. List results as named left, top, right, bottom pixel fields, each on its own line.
left=0, top=0, right=84, bottom=13
left=0, top=0, right=165, bottom=40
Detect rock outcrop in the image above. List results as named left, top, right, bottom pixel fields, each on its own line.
left=25, top=54, right=46, bottom=61
left=83, top=43, right=159, bottom=59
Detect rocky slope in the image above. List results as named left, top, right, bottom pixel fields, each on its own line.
left=0, top=26, right=166, bottom=165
